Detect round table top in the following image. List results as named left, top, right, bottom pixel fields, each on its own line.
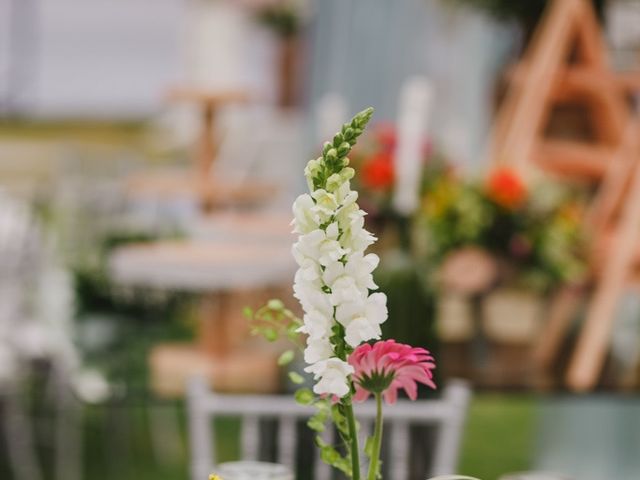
left=188, top=211, right=294, bottom=244
left=109, top=240, right=295, bottom=292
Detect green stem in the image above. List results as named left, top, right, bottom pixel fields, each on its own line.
left=367, top=393, right=383, bottom=480
left=344, top=399, right=361, bottom=480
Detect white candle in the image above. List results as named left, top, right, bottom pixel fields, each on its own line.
left=392, top=76, right=434, bottom=215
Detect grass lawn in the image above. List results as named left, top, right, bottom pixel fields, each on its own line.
left=459, top=395, right=535, bottom=479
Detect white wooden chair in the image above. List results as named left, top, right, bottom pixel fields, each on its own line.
left=0, top=191, right=83, bottom=480
left=187, top=377, right=471, bottom=480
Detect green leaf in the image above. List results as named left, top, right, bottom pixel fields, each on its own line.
left=364, top=435, right=375, bottom=458
left=331, top=404, right=351, bottom=437
left=289, top=372, right=305, bottom=385
left=277, top=350, right=295, bottom=366
left=294, top=387, right=314, bottom=404
left=242, top=306, right=253, bottom=319
left=307, top=409, right=327, bottom=432
left=263, top=327, right=278, bottom=342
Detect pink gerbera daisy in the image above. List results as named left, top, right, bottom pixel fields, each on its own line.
left=348, top=340, right=436, bottom=404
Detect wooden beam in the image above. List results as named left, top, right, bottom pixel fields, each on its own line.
left=566, top=121, right=640, bottom=391
left=534, top=139, right=613, bottom=179
left=489, top=0, right=583, bottom=175
left=509, top=65, right=640, bottom=95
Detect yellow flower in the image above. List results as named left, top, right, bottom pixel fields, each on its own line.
left=209, top=474, right=223, bottom=480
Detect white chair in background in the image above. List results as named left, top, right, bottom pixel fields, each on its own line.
left=0, top=191, right=84, bottom=480
left=187, top=377, right=471, bottom=480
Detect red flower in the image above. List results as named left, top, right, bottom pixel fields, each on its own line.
left=349, top=340, right=436, bottom=404
left=361, top=153, right=394, bottom=191
left=374, top=123, right=397, bottom=153
left=487, top=168, right=527, bottom=209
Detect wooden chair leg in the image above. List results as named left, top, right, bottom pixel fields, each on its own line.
left=567, top=153, right=640, bottom=391
left=533, top=285, right=583, bottom=369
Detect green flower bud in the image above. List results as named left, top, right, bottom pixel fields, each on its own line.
left=343, top=127, right=355, bottom=140
left=337, top=142, right=351, bottom=156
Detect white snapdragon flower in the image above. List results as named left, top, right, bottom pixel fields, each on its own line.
left=292, top=194, right=320, bottom=234
left=298, top=309, right=333, bottom=340
left=311, top=189, right=339, bottom=220
left=322, top=252, right=380, bottom=305
left=335, top=292, right=388, bottom=347
left=293, top=282, right=332, bottom=319
left=305, top=358, right=355, bottom=397
left=293, top=258, right=323, bottom=289
left=303, top=336, right=334, bottom=364
left=292, top=107, right=384, bottom=398
left=337, top=208, right=376, bottom=254
left=292, top=223, right=346, bottom=267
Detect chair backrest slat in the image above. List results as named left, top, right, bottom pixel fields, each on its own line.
left=241, top=415, right=260, bottom=461
left=431, top=381, right=472, bottom=476
left=188, top=379, right=215, bottom=480
left=277, top=416, right=296, bottom=467
left=187, top=378, right=471, bottom=480
left=388, top=420, right=410, bottom=480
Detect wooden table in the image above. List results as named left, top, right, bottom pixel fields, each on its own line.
left=109, top=239, right=295, bottom=395
left=126, top=88, right=270, bottom=212
left=166, top=87, right=249, bottom=178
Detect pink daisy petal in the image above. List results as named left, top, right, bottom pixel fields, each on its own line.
left=348, top=340, right=437, bottom=404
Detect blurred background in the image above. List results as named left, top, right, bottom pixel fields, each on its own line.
left=1, top=0, right=640, bottom=479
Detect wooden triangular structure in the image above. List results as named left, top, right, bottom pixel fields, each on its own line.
left=489, top=0, right=640, bottom=391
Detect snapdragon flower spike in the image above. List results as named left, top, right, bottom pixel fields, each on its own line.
left=292, top=107, right=389, bottom=399
left=349, top=340, right=436, bottom=404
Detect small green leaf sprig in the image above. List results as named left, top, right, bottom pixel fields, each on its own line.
left=245, top=299, right=355, bottom=476
left=245, top=299, right=305, bottom=385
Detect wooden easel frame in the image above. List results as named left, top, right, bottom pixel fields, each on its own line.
left=489, top=0, right=640, bottom=390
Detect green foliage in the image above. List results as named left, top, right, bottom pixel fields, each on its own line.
left=295, top=387, right=315, bottom=405
left=417, top=173, right=588, bottom=292
left=289, top=372, right=305, bottom=385
left=246, top=299, right=304, bottom=347
left=316, top=437, right=352, bottom=476
left=278, top=349, right=295, bottom=366
left=256, top=2, right=301, bottom=38
left=445, top=0, right=605, bottom=27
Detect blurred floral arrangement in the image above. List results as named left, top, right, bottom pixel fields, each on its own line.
left=350, top=123, right=449, bottom=219
left=418, top=167, right=587, bottom=293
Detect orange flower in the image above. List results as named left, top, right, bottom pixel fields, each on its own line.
left=361, top=152, right=395, bottom=191
left=486, top=168, right=527, bottom=209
